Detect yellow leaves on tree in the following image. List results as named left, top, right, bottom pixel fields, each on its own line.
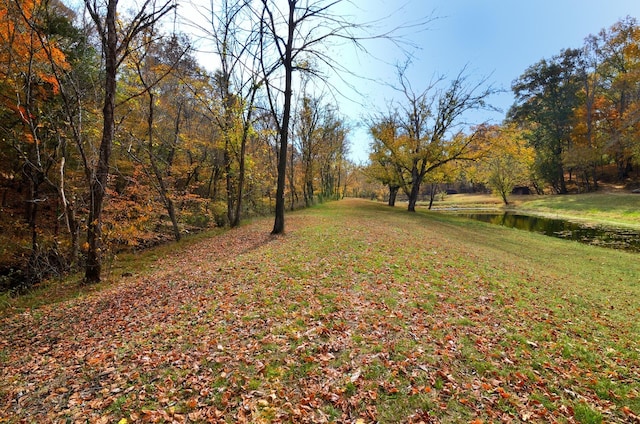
left=474, top=124, right=535, bottom=204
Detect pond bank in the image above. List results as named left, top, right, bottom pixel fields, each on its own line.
left=440, top=210, right=640, bottom=252
left=428, top=192, right=640, bottom=230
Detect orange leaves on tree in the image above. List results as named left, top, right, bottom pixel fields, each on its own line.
left=6, top=104, right=34, bottom=124
left=0, top=0, right=68, bottom=120
left=23, top=132, right=36, bottom=144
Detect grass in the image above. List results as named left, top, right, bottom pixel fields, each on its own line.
left=517, top=192, right=640, bottom=228
left=1, top=198, right=639, bottom=423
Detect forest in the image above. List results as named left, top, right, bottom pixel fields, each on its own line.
left=1, top=0, right=640, bottom=290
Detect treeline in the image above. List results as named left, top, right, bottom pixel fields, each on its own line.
left=0, top=0, right=361, bottom=289
left=4, top=0, right=638, bottom=289
left=367, top=17, right=640, bottom=206
left=509, top=16, right=640, bottom=194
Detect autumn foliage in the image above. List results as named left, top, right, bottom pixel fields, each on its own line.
left=367, top=17, right=640, bottom=201
left=510, top=16, right=640, bottom=193
left=2, top=1, right=640, bottom=421
left=0, top=0, right=358, bottom=288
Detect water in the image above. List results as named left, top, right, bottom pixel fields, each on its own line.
left=451, top=212, right=640, bottom=252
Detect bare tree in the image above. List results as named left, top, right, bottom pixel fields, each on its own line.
left=186, top=0, right=428, bottom=232
left=257, top=0, right=426, bottom=233
left=83, top=0, right=175, bottom=283
left=395, top=66, right=497, bottom=211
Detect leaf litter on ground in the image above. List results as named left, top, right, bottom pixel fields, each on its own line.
left=1, top=199, right=639, bottom=423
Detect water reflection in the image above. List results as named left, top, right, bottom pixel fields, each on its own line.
left=454, top=212, right=640, bottom=252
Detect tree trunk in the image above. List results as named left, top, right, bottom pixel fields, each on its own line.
left=288, top=138, right=296, bottom=211
left=167, top=103, right=181, bottom=172
left=57, top=156, right=79, bottom=268
left=66, top=202, right=79, bottom=267
left=335, top=162, right=342, bottom=199
left=428, top=183, right=436, bottom=210
left=85, top=0, right=117, bottom=284
left=26, top=172, right=42, bottom=285
left=500, top=190, right=509, bottom=205
left=271, top=5, right=295, bottom=235
left=559, top=171, right=567, bottom=194
left=148, top=148, right=181, bottom=242
left=145, top=90, right=181, bottom=241
left=304, top=159, right=314, bottom=206
left=231, top=125, right=248, bottom=228
left=209, top=162, right=221, bottom=200
left=407, top=167, right=422, bottom=212
left=273, top=131, right=287, bottom=233
left=388, top=185, right=398, bottom=206
left=225, top=140, right=235, bottom=226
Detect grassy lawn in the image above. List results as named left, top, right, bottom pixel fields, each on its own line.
left=1, top=198, right=639, bottom=423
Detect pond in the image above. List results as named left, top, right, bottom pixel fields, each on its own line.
left=450, top=212, right=640, bottom=253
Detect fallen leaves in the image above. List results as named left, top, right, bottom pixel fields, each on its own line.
left=1, top=200, right=639, bottom=423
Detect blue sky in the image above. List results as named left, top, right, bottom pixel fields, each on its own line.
left=336, top=0, right=640, bottom=162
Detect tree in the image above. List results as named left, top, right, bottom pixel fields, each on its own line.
left=257, top=0, right=422, bottom=232
left=317, top=105, right=348, bottom=199
left=0, top=0, right=76, bottom=284
left=124, top=31, right=194, bottom=241
left=594, top=17, right=640, bottom=180
left=565, top=35, right=606, bottom=191
left=404, top=69, right=496, bottom=211
left=296, top=94, right=323, bottom=206
left=510, top=49, right=583, bottom=194
left=368, top=113, right=406, bottom=206
left=476, top=124, right=534, bottom=205
left=198, top=0, right=265, bottom=228
left=370, top=65, right=495, bottom=212
left=82, top=0, right=174, bottom=283
left=258, top=0, right=303, bottom=234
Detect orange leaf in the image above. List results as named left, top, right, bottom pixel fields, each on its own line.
left=497, top=387, right=510, bottom=399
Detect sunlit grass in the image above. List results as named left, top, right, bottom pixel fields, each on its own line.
left=518, top=192, right=640, bottom=228
left=235, top=199, right=640, bottom=421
